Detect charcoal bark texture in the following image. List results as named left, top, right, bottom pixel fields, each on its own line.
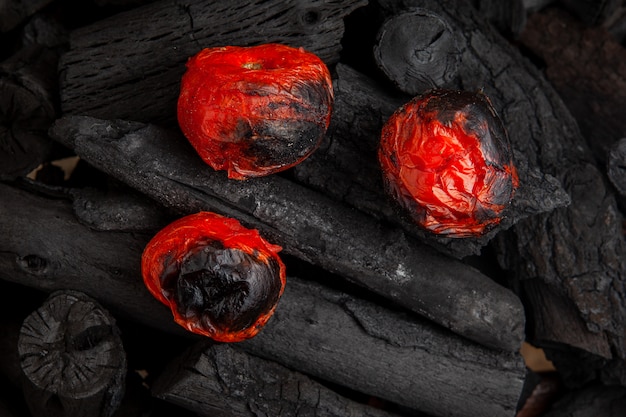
left=152, top=341, right=405, bottom=417
left=468, top=0, right=527, bottom=36
left=373, top=9, right=460, bottom=95
left=291, top=63, right=570, bottom=259
left=519, top=7, right=626, bottom=166
left=0, top=44, right=58, bottom=180
left=373, top=0, right=626, bottom=367
left=608, top=138, right=626, bottom=198
left=0, top=182, right=526, bottom=417
left=58, top=0, right=367, bottom=126
left=49, top=115, right=525, bottom=352
left=71, top=186, right=176, bottom=232
left=0, top=0, right=53, bottom=32
left=559, top=0, right=624, bottom=25
left=0, top=182, right=183, bottom=337
left=18, top=290, right=127, bottom=417
left=542, top=384, right=626, bottom=417
left=240, top=277, right=525, bottom=417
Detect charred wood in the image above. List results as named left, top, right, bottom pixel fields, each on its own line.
left=542, top=383, right=626, bottom=417
left=291, top=63, right=570, bottom=259
left=559, top=0, right=624, bottom=26
left=0, top=181, right=526, bottom=417
left=519, top=6, right=626, bottom=166
left=49, top=115, right=525, bottom=352
left=18, top=290, right=127, bottom=417
left=372, top=0, right=626, bottom=369
left=468, top=0, right=527, bottom=37
left=152, top=341, right=405, bottom=417
left=607, top=137, right=626, bottom=199
left=0, top=44, right=59, bottom=180
left=0, top=0, right=53, bottom=32
left=58, top=0, right=367, bottom=126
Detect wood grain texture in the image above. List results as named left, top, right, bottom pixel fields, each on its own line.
left=58, top=0, right=367, bottom=126
left=18, top=290, right=126, bottom=417
left=0, top=182, right=526, bottom=417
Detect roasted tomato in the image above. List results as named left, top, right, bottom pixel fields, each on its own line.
left=177, top=43, right=334, bottom=180
left=141, top=211, right=286, bottom=342
left=378, top=89, right=518, bottom=237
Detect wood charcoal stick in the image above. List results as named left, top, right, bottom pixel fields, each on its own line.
left=49, top=115, right=526, bottom=352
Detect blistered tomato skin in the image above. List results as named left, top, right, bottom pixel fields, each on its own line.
left=177, top=44, right=334, bottom=180
left=141, top=212, right=286, bottom=342
left=378, top=89, right=519, bottom=238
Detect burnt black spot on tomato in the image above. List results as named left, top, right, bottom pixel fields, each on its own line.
left=161, top=241, right=282, bottom=334
left=141, top=211, right=286, bottom=342
left=243, top=119, right=325, bottom=169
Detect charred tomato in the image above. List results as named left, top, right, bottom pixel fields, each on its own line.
left=177, top=43, right=334, bottom=180
left=378, top=89, right=518, bottom=237
left=141, top=211, right=286, bottom=342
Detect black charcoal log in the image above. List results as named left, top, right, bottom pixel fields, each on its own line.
left=374, top=0, right=626, bottom=367
left=152, top=341, right=404, bottom=417
left=58, top=0, right=367, bottom=126
left=0, top=0, right=53, bottom=32
left=469, top=0, right=527, bottom=36
left=542, top=383, right=626, bottom=417
left=559, top=0, right=624, bottom=25
left=519, top=7, right=626, bottom=166
left=71, top=186, right=175, bottom=232
left=373, top=9, right=460, bottom=95
left=0, top=182, right=182, bottom=336
left=0, top=44, right=59, bottom=180
left=291, top=64, right=570, bottom=259
left=521, top=0, right=557, bottom=12
left=608, top=138, right=626, bottom=198
left=0, top=182, right=526, bottom=417
left=49, top=115, right=525, bottom=352
left=18, top=290, right=126, bottom=417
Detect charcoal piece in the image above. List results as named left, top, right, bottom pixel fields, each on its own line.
left=71, top=186, right=175, bottom=232
left=58, top=0, right=367, bottom=126
left=0, top=182, right=181, bottom=336
left=0, top=0, right=53, bottom=32
left=152, top=342, right=405, bottom=417
left=18, top=290, right=127, bottom=417
left=375, top=0, right=626, bottom=366
left=607, top=137, right=626, bottom=197
left=0, top=182, right=527, bottom=417
left=559, top=0, right=624, bottom=25
left=373, top=8, right=460, bottom=95
left=542, top=384, right=626, bottom=417
left=241, top=278, right=525, bottom=417
left=469, top=0, right=527, bottom=36
left=292, top=64, right=570, bottom=259
left=49, top=115, right=525, bottom=352
left=520, top=0, right=556, bottom=12
left=522, top=279, right=612, bottom=360
left=0, top=44, right=58, bottom=180
left=519, top=7, right=626, bottom=166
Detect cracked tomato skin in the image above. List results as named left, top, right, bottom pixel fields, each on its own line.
left=177, top=44, right=334, bottom=180
left=141, top=211, right=286, bottom=342
left=378, top=89, right=519, bottom=237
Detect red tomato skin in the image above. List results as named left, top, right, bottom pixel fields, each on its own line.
left=177, top=44, right=334, bottom=180
left=141, top=212, right=286, bottom=342
left=378, top=89, right=519, bottom=237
